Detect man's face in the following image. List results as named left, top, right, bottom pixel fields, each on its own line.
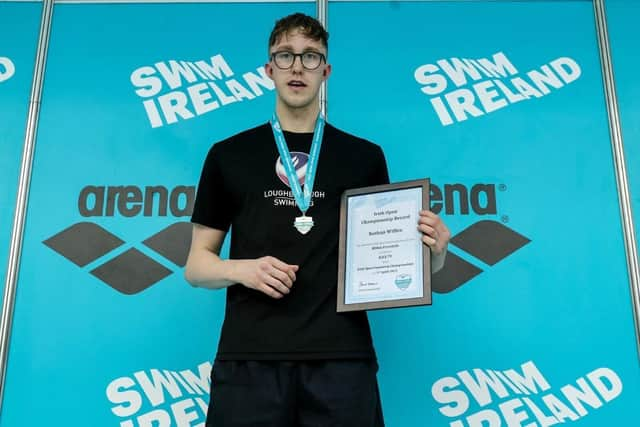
left=266, top=29, right=331, bottom=111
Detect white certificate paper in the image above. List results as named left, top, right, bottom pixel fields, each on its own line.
left=344, top=187, right=424, bottom=305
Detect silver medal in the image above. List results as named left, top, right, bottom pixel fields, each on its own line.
left=294, top=215, right=314, bottom=235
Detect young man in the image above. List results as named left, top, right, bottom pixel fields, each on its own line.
left=185, top=13, right=450, bottom=426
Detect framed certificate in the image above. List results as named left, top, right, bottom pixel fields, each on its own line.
left=337, top=179, right=431, bottom=312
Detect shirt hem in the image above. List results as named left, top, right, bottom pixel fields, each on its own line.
left=216, top=350, right=376, bottom=361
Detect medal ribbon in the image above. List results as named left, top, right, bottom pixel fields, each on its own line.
left=270, top=113, right=325, bottom=215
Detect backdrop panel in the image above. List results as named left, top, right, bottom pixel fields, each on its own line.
left=0, top=1, right=41, bottom=306
left=0, top=3, right=312, bottom=426
left=329, top=1, right=640, bottom=426
left=607, top=0, right=640, bottom=252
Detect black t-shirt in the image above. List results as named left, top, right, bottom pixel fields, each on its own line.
left=191, top=122, right=390, bottom=360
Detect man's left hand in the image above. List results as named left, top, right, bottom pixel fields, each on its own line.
left=418, top=210, right=450, bottom=255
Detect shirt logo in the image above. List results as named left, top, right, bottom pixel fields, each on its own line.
left=275, top=152, right=309, bottom=188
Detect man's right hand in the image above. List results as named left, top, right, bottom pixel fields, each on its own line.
left=234, top=256, right=298, bottom=299
left=185, top=224, right=298, bottom=297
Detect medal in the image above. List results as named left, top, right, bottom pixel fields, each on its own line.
left=271, top=113, right=325, bottom=235
left=294, top=215, right=314, bottom=235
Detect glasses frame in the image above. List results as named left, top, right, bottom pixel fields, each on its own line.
left=270, top=51, right=327, bottom=71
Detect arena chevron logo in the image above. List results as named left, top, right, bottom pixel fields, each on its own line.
left=43, top=220, right=529, bottom=295
left=432, top=220, right=530, bottom=293
left=43, top=222, right=192, bottom=295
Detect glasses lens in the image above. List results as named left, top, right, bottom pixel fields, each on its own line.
left=302, top=52, right=322, bottom=69
left=274, top=52, right=294, bottom=68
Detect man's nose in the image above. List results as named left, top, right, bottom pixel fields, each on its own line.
left=291, top=55, right=304, bottom=72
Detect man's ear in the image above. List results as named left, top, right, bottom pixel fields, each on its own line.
left=322, top=64, right=332, bottom=80
left=265, top=63, right=274, bottom=79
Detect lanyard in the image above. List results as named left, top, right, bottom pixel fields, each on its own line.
left=270, top=113, right=325, bottom=214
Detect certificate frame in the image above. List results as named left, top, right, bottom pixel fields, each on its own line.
left=337, top=179, right=431, bottom=312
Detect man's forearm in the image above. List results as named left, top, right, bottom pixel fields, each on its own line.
left=184, top=250, right=242, bottom=290
left=432, top=250, right=447, bottom=274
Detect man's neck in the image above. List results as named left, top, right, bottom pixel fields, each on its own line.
left=276, top=102, right=320, bottom=133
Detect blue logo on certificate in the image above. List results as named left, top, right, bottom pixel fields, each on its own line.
left=395, top=274, right=412, bottom=290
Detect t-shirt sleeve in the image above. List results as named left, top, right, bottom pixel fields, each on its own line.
left=191, top=144, right=232, bottom=231
left=369, top=144, right=390, bottom=186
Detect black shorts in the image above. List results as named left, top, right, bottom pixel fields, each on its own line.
left=205, top=359, right=385, bottom=427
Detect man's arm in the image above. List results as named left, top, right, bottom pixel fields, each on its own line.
left=184, top=223, right=299, bottom=299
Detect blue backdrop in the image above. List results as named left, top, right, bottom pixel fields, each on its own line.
left=328, top=1, right=639, bottom=425
left=0, top=3, right=313, bottom=426
left=0, top=1, right=41, bottom=305
left=2, top=1, right=640, bottom=426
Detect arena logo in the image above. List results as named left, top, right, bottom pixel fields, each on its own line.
left=412, top=182, right=530, bottom=294
left=43, top=183, right=529, bottom=295
left=431, top=183, right=496, bottom=215
left=106, top=361, right=211, bottom=426
left=130, top=54, right=274, bottom=128
left=432, top=360, right=623, bottom=426
left=78, top=185, right=194, bottom=217
left=414, top=51, right=582, bottom=126
left=44, top=185, right=195, bottom=295
left=0, top=56, right=16, bottom=83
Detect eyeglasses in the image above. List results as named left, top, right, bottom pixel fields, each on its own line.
left=270, top=51, right=326, bottom=70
